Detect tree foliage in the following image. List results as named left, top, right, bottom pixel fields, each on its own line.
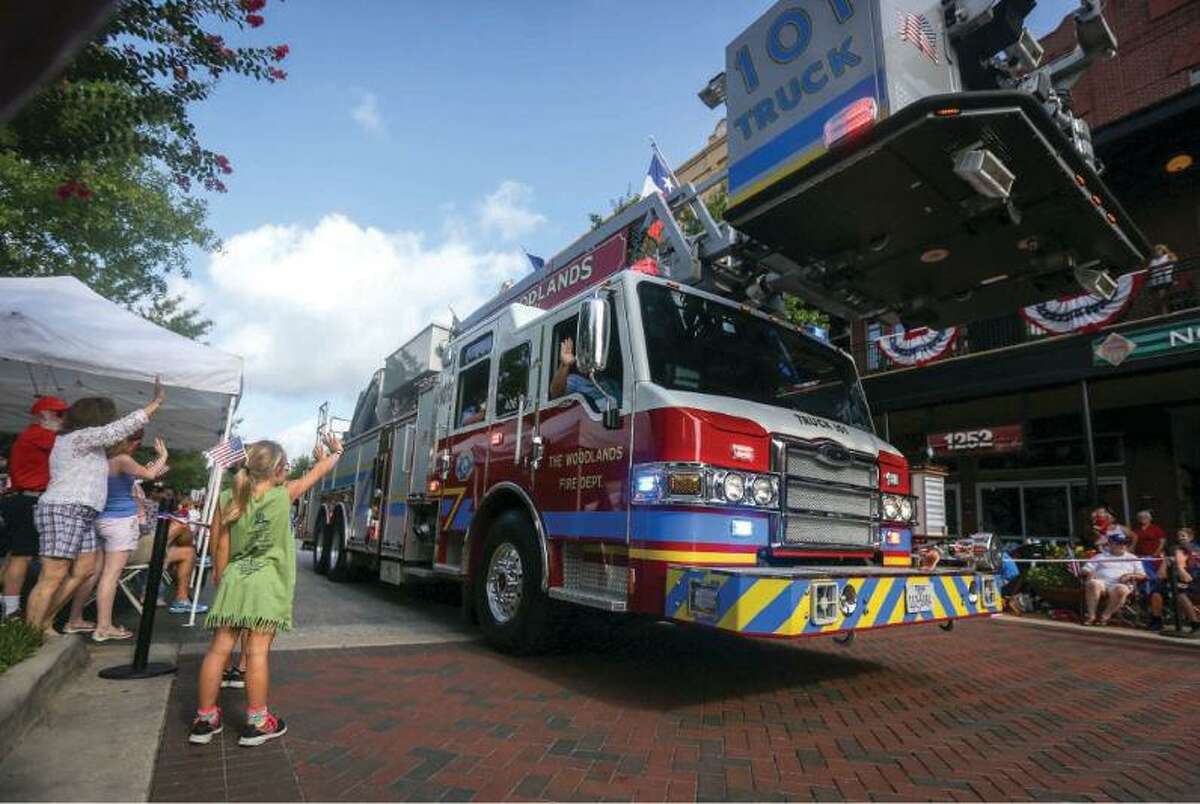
left=0, top=0, right=291, bottom=339
left=287, top=454, right=313, bottom=480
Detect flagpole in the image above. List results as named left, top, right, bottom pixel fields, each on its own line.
left=186, top=394, right=237, bottom=627
left=648, top=135, right=682, bottom=186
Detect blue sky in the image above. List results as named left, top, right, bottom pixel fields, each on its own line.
left=178, top=1, right=1077, bottom=457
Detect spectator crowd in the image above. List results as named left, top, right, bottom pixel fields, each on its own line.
left=0, top=384, right=209, bottom=637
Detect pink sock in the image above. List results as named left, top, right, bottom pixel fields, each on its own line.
left=197, top=706, right=219, bottom=722
left=247, top=706, right=269, bottom=726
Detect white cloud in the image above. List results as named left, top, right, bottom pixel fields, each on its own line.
left=351, top=91, right=383, bottom=134
left=478, top=180, right=546, bottom=241
left=193, top=213, right=525, bottom=400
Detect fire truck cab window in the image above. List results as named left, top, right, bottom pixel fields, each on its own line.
left=549, top=312, right=623, bottom=412
left=638, top=283, right=871, bottom=432
left=455, top=333, right=492, bottom=429
left=495, top=342, right=531, bottom=418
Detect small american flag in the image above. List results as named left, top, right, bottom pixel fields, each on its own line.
left=898, top=11, right=938, bottom=64
left=204, top=435, right=247, bottom=469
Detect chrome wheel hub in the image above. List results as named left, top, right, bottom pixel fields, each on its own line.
left=486, top=543, right=524, bottom=624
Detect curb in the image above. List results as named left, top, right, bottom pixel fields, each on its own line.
left=0, top=635, right=88, bottom=763
left=992, top=613, right=1200, bottom=654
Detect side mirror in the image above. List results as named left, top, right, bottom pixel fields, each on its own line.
left=575, top=296, right=610, bottom=375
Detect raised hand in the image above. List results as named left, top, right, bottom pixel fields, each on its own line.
left=153, top=375, right=166, bottom=404
left=559, top=337, right=575, bottom=367
left=154, top=437, right=169, bottom=459
left=323, top=433, right=344, bottom=456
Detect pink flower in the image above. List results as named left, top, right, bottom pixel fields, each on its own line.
left=214, top=179, right=227, bottom=193
left=245, top=13, right=265, bottom=27
left=214, top=154, right=233, bottom=175
left=55, top=182, right=75, bottom=201
left=221, top=48, right=235, bottom=61
left=76, top=186, right=93, bottom=200
left=239, top=0, right=266, bottom=10
left=174, top=175, right=191, bottom=192
left=173, top=65, right=189, bottom=81
left=205, top=34, right=225, bottom=48
left=271, top=44, right=289, bottom=61
left=268, top=67, right=287, bottom=81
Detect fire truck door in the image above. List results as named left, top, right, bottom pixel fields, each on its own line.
left=533, top=291, right=631, bottom=544
left=349, top=433, right=382, bottom=552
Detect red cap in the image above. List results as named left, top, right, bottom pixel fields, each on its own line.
left=31, top=396, right=69, bottom=415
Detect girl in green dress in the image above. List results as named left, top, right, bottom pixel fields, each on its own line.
left=189, top=434, right=342, bottom=747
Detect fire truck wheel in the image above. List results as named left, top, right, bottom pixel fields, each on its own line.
left=328, top=522, right=349, bottom=582
left=314, top=524, right=329, bottom=575
left=474, top=510, right=551, bottom=654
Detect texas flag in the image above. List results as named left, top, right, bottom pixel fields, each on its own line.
left=640, top=150, right=677, bottom=198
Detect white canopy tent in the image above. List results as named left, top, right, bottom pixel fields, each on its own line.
left=0, top=276, right=241, bottom=448
left=1, top=276, right=243, bottom=624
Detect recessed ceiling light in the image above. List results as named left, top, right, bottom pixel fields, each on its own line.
left=920, top=248, right=950, bottom=263
left=1166, top=153, right=1193, bottom=174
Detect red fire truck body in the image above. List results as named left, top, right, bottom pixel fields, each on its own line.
left=299, top=192, right=1001, bottom=653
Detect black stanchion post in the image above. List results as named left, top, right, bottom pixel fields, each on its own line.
left=99, top=514, right=178, bottom=679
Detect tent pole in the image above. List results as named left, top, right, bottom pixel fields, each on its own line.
left=186, top=395, right=237, bottom=627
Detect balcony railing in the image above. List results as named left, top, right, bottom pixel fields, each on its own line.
left=849, top=257, right=1200, bottom=376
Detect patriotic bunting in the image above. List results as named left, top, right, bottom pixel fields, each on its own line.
left=1019, top=271, right=1146, bottom=335
left=876, top=326, right=959, bottom=367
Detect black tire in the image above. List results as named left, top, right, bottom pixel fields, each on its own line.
left=328, top=523, right=350, bottom=582
left=472, top=510, right=553, bottom=654
left=314, top=523, right=330, bottom=576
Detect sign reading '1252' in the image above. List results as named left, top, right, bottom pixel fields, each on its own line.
left=927, top=425, right=1024, bottom=456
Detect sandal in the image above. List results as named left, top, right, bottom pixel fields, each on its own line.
left=92, top=627, right=133, bottom=642
left=1082, top=617, right=1097, bottom=626
left=63, top=622, right=96, bottom=634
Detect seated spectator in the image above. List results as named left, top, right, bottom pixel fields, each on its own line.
left=1089, top=506, right=1133, bottom=551
left=1132, top=509, right=1166, bottom=557
left=999, top=551, right=1023, bottom=615
left=1152, top=528, right=1200, bottom=634
left=549, top=335, right=621, bottom=411
left=1081, top=532, right=1146, bottom=626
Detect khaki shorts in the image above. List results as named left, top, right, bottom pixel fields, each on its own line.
left=95, top=516, right=140, bottom=552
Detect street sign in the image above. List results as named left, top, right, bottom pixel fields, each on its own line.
left=927, top=425, right=1023, bottom=456
left=1092, top=318, right=1200, bottom=366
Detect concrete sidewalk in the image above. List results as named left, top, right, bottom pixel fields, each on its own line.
left=0, top=551, right=471, bottom=802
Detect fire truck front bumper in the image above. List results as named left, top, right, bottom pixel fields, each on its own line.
left=664, top=565, right=999, bottom=638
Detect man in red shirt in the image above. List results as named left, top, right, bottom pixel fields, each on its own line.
left=1, top=396, right=68, bottom=619
left=1132, top=509, right=1167, bottom=557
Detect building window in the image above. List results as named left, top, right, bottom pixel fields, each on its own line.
left=494, top=342, right=531, bottom=418
left=944, top=483, right=961, bottom=537
left=976, top=478, right=1128, bottom=545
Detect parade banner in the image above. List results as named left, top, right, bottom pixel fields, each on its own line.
left=1020, top=271, right=1145, bottom=335
left=876, top=326, right=959, bottom=367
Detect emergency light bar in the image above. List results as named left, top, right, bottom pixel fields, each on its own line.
left=822, top=97, right=877, bottom=149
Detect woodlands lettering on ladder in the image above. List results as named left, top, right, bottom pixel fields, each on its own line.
left=517, top=229, right=629, bottom=310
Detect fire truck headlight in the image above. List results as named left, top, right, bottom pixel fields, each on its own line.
left=722, top=472, right=746, bottom=503
left=632, top=467, right=664, bottom=503
left=882, top=495, right=901, bottom=521
left=751, top=475, right=776, bottom=506
left=898, top=497, right=914, bottom=522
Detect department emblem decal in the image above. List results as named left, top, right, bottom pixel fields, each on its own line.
left=454, top=450, right=475, bottom=481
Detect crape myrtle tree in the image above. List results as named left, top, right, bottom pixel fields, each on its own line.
left=0, top=0, right=291, bottom=339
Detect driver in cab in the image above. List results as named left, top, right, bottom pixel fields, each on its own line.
left=550, top=335, right=619, bottom=411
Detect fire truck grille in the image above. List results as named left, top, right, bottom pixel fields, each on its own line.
left=778, top=444, right=878, bottom=549
left=783, top=516, right=874, bottom=547
left=785, top=481, right=876, bottom=519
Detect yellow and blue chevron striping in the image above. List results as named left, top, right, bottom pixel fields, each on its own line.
left=665, top=567, right=1000, bottom=638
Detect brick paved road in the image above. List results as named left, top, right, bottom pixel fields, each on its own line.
left=150, top=616, right=1200, bottom=802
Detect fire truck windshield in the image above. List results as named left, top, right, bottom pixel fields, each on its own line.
left=638, top=283, right=873, bottom=432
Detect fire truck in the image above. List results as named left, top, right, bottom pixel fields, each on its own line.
left=298, top=0, right=1144, bottom=652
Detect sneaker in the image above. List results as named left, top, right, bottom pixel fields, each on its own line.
left=221, top=667, right=246, bottom=689
left=168, top=600, right=207, bottom=614
left=1148, top=617, right=1164, bottom=632
left=239, top=714, right=287, bottom=747
left=188, top=714, right=223, bottom=745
